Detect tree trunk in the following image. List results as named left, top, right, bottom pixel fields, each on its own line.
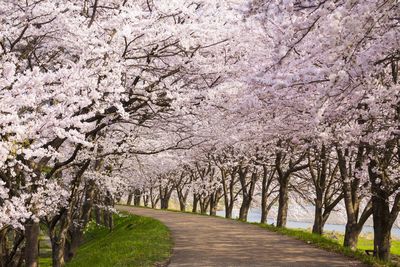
left=160, top=197, right=169, bottom=209
left=209, top=190, right=221, bottom=216
left=0, top=229, right=7, bottom=267
left=179, top=199, right=186, bottom=212
left=64, top=228, right=82, bottom=262
left=192, top=195, right=198, bottom=213
left=143, top=195, right=149, bottom=207
left=199, top=198, right=210, bottom=214
left=337, top=146, right=371, bottom=250
left=369, top=159, right=391, bottom=261
left=126, top=193, right=133, bottom=205
left=343, top=223, right=361, bottom=250
left=239, top=198, right=250, bottom=221
left=261, top=178, right=268, bottom=224
left=24, top=221, right=39, bottom=267
left=65, top=187, right=95, bottom=262
left=51, top=240, right=65, bottom=267
left=107, top=213, right=114, bottom=231
left=276, top=177, right=289, bottom=227
left=1, top=228, right=25, bottom=267
left=150, top=187, right=158, bottom=208
left=312, top=198, right=323, bottom=234
left=261, top=165, right=275, bottom=224
left=94, top=206, right=101, bottom=224
left=210, top=199, right=217, bottom=216
left=225, top=204, right=233, bottom=219
left=261, top=197, right=278, bottom=224
left=133, top=189, right=141, bottom=206
left=372, top=204, right=391, bottom=260
left=177, top=188, right=188, bottom=212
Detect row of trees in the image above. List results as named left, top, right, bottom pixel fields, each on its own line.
left=1, top=0, right=399, bottom=266
left=127, top=0, right=400, bottom=262
left=0, top=0, right=252, bottom=266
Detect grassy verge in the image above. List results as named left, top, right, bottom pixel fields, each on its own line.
left=255, top=223, right=393, bottom=267
left=40, top=213, right=172, bottom=267
left=38, top=232, right=52, bottom=267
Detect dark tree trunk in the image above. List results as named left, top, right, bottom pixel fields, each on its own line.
left=48, top=210, right=73, bottom=267
left=261, top=178, right=269, bottom=224
left=176, top=188, right=189, bottom=212
left=150, top=187, right=159, bottom=208
left=192, top=195, right=198, bottom=213
left=276, top=177, right=289, bottom=227
left=0, top=228, right=7, bottom=267
left=260, top=164, right=276, bottom=224
left=159, top=182, right=173, bottom=210
left=220, top=168, right=236, bottom=219
left=239, top=198, right=250, bottom=221
left=369, top=159, right=391, bottom=261
left=160, top=197, right=169, bottom=209
left=372, top=202, right=391, bottom=260
left=143, top=195, right=149, bottom=207
left=179, top=199, right=186, bottom=212
left=261, top=197, right=278, bottom=225
left=51, top=240, right=66, bottom=267
left=274, top=148, right=307, bottom=228
left=64, top=228, right=82, bottom=262
left=209, top=190, right=222, bottom=216
left=337, top=146, right=372, bottom=250
left=225, top=204, right=233, bottom=219
left=103, top=209, right=109, bottom=227
left=343, top=223, right=362, bottom=249
left=312, top=198, right=323, bottom=234
left=24, top=221, right=39, bottom=267
left=126, top=193, right=133, bottom=205
left=210, top=201, right=217, bottom=216
left=107, top=213, right=114, bottom=231
left=199, top=197, right=210, bottom=214
left=94, top=206, right=101, bottom=224
left=238, top=168, right=257, bottom=222
left=133, top=189, right=141, bottom=206
left=65, top=184, right=95, bottom=262
left=1, top=228, right=24, bottom=267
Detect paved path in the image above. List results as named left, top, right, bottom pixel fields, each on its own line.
left=118, top=206, right=365, bottom=267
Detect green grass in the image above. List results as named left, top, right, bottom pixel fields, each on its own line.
left=255, top=223, right=393, bottom=267
left=330, top=235, right=400, bottom=256
left=39, top=233, right=52, bottom=267
left=66, top=214, right=172, bottom=267
left=40, top=213, right=172, bottom=267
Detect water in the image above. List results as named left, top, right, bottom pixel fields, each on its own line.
left=216, top=209, right=400, bottom=238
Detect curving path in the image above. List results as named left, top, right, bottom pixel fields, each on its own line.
left=117, top=206, right=366, bottom=267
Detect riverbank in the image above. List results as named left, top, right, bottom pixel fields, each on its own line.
left=215, top=209, right=400, bottom=239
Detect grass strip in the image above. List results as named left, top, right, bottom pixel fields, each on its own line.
left=40, top=212, right=172, bottom=267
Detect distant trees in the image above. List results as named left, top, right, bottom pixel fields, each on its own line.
left=0, top=0, right=249, bottom=266
left=1, top=0, right=399, bottom=265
